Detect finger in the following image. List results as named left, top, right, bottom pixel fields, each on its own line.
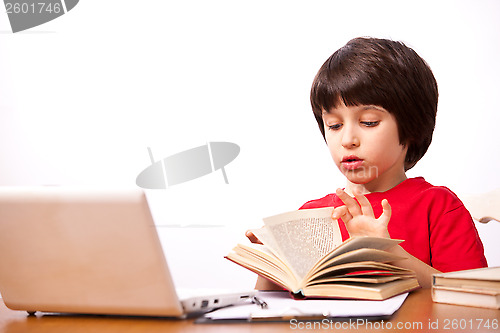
left=332, top=206, right=353, bottom=224
left=245, top=230, right=263, bottom=244
left=352, top=188, right=374, bottom=217
left=336, top=188, right=362, bottom=216
left=341, top=211, right=353, bottom=224
left=378, top=199, right=392, bottom=226
left=331, top=206, right=347, bottom=220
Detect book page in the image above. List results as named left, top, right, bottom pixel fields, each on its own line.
left=312, top=236, right=402, bottom=272
left=251, top=227, right=281, bottom=258
left=317, top=247, right=404, bottom=269
left=227, top=244, right=295, bottom=289
left=260, top=207, right=341, bottom=280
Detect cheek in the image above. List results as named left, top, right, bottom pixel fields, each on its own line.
left=325, top=135, right=339, bottom=154
left=325, top=138, right=341, bottom=164
left=372, top=127, right=402, bottom=155
left=375, top=143, right=406, bottom=165
left=364, top=132, right=404, bottom=164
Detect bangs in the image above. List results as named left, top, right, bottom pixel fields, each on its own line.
left=310, top=55, right=388, bottom=120
left=311, top=70, right=365, bottom=117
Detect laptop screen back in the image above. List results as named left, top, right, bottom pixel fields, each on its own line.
left=0, top=187, right=184, bottom=317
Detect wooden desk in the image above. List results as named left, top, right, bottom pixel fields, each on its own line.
left=0, top=289, right=498, bottom=333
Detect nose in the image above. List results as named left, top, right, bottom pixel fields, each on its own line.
left=341, top=124, right=360, bottom=148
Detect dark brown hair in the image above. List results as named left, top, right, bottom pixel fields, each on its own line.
left=310, top=37, right=438, bottom=170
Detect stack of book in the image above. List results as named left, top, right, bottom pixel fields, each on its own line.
left=432, top=267, right=500, bottom=309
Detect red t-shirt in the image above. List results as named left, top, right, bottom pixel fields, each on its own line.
left=300, top=177, right=487, bottom=272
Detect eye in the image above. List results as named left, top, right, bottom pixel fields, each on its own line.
left=327, top=123, right=342, bottom=131
left=361, top=121, right=380, bottom=127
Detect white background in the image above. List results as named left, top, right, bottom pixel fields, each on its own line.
left=1, top=0, right=499, bottom=290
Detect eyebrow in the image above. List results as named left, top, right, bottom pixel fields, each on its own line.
left=361, top=105, right=388, bottom=113
left=322, top=105, right=388, bottom=115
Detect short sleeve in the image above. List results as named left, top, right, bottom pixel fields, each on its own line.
left=427, top=189, right=487, bottom=272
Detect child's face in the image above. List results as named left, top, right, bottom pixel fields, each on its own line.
left=322, top=102, right=408, bottom=192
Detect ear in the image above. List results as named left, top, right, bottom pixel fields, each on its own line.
left=401, top=142, right=412, bottom=171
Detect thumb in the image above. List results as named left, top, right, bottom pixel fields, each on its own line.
left=245, top=229, right=263, bottom=244
left=331, top=205, right=348, bottom=220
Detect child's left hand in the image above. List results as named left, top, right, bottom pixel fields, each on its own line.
left=332, top=188, right=391, bottom=238
left=245, top=229, right=263, bottom=244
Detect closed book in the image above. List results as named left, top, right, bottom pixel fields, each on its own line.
left=433, top=267, right=500, bottom=290
left=432, top=285, right=500, bottom=309
left=432, top=267, right=500, bottom=309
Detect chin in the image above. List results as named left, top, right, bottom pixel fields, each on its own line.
left=347, top=177, right=374, bottom=186
left=340, top=168, right=379, bottom=184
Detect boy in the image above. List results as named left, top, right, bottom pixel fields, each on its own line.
left=247, top=37, right=487, bottom=289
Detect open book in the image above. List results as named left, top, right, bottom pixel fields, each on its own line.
left=226, top=207, right=419, bottom=300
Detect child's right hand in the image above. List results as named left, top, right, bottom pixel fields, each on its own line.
left=332, top=188, right=391, bottom=239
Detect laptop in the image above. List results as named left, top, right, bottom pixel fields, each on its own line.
left=0, top=187, right=254, bottom=317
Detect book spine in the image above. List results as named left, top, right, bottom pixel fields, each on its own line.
left=291, top=289, right=306, bottom=300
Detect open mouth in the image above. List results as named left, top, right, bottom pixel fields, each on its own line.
left=342, top=156, right=362, bottom=163
left=341, top=156, right=363, bottom=170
